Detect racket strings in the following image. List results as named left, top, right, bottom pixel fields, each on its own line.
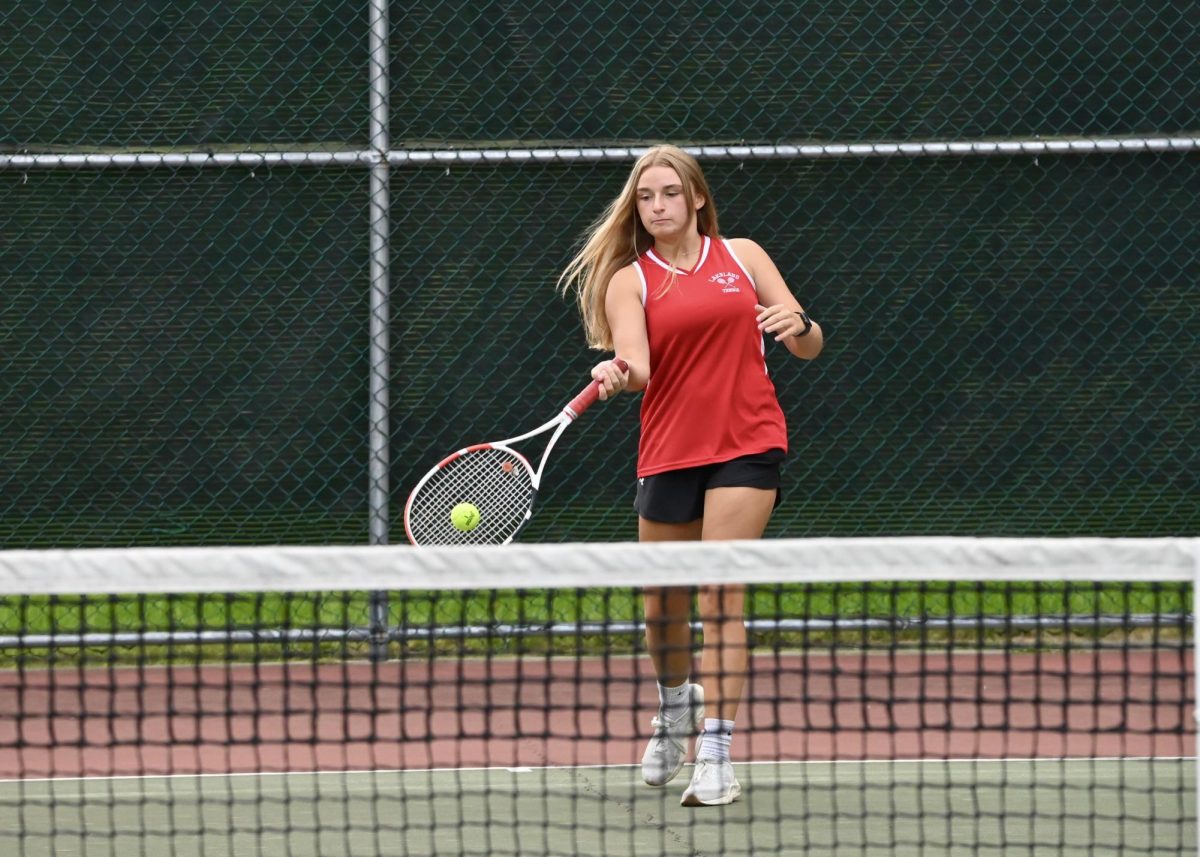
left=408, top=448, right=535, bottom=545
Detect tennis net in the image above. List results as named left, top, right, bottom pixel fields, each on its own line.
left=0, top=537, right=1195, bottom=856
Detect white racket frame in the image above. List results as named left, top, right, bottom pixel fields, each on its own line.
left=403, top=359, right=628, bottom=546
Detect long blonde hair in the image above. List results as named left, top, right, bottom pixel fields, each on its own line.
left=558, top=145, right=720, bottom=350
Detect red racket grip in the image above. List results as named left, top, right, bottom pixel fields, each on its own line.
left=565, top=358, right=630, bottom=419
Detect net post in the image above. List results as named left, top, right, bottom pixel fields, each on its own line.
left=1193, top=537, right=1200, bottom=857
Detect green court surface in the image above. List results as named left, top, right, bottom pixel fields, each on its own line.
left=2, top=758, right=1193, bottom=857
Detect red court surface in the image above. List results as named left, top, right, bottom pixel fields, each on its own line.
left=0, top=650, right=1192, bottom=779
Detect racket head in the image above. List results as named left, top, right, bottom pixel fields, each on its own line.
left=403, top=444, right=538, bottom=546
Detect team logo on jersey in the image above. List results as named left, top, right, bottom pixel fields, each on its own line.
left=711, top=272, right=741, bottom=293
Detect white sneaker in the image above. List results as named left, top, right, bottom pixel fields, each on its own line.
left=640, top=683, right=704, bottom=786
left=681, top=758, right=741, bottom=806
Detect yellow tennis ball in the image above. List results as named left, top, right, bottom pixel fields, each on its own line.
left=450, top=502, right=481, bottom=532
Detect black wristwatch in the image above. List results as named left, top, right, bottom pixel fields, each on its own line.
left=792, top=311, right=813, bottom=338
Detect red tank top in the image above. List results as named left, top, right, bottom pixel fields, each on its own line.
left=634, top=235, right=788, bottom=477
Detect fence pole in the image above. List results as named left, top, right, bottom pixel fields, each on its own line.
left=366, top=0, right=391, bottom=662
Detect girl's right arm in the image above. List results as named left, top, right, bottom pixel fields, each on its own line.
left=592, top=265, right=649, bottom=398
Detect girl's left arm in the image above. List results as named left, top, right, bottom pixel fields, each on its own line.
left=730, top=238, right=824, bottom=360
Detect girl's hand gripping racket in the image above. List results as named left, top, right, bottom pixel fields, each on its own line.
left=404, top=358, right=628, bottom=546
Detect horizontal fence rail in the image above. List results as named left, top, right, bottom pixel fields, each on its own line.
left=0, top=613, right=1185, bottom=651
left=3, top=135, right=1200, bottom=170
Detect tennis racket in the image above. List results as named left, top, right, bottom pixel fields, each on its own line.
left=404, top=358, right=628, bottom=546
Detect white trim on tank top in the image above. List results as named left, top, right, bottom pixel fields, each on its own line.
left=720, top=238, right=758, bottom=292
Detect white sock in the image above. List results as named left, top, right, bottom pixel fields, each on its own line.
left=696, top=718, right=735, bottom=762
left=658, top=680, right=692, bottom=716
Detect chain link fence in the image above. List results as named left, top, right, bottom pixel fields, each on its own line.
left=1, top=2, right=1197, bottom=549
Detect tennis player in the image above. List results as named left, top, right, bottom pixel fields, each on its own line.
left=558, top=145, right=823, bottom=806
